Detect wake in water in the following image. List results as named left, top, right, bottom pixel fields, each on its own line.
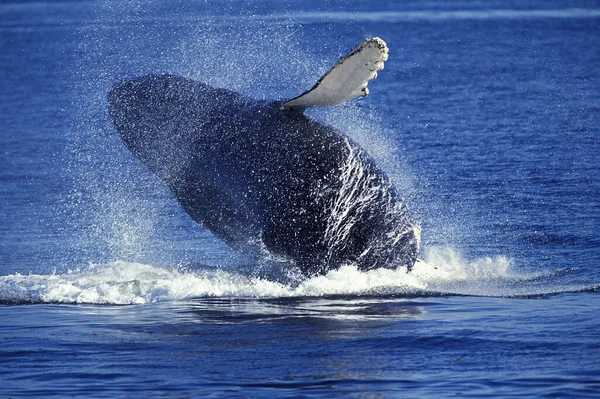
left=1, top=247, right=592, bottom=305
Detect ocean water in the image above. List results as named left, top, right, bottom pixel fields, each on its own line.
left=1, top=0, right=599, bottom=397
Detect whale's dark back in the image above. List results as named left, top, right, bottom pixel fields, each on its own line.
left=108, top=74, right=419, bottom=275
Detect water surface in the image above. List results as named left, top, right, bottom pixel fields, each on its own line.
left=1, top=0, right=599, bottom=397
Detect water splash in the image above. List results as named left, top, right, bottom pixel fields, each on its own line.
left=1, top=247, right=592, bottom=305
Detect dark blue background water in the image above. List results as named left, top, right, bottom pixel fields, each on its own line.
left=1, top=1, right=599, bottom=397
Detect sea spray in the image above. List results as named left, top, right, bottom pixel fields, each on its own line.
left=1, top=252, right=571, bottom=305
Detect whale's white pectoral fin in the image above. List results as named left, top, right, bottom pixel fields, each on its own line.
left=281, top=37, right=388, bottom=109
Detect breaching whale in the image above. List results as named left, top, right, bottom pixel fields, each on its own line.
left=108, top=37, right=421, bottom=276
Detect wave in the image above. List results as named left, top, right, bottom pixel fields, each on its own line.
left=0, top=247, right=594, bottom=305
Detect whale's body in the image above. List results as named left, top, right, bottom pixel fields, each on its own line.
left=108, top=39, right=420, bottom=276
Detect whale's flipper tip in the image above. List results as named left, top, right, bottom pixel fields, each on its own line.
left=281, top=37, right=388, bottom=110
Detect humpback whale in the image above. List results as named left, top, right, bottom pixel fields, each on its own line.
left=108, top=38, right=420, bottom=276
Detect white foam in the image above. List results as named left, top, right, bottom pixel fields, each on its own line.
left=0, top=262, right=292, bottom=305
left=0, top=246, right=532, bottom=305
left=415, top=247, right=512, bottom=282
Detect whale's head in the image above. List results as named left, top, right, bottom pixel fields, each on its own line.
left=108, top=74, right=246, bottom=180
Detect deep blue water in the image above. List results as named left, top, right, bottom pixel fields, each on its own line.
left=1, top=0, right=599, bottom=397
